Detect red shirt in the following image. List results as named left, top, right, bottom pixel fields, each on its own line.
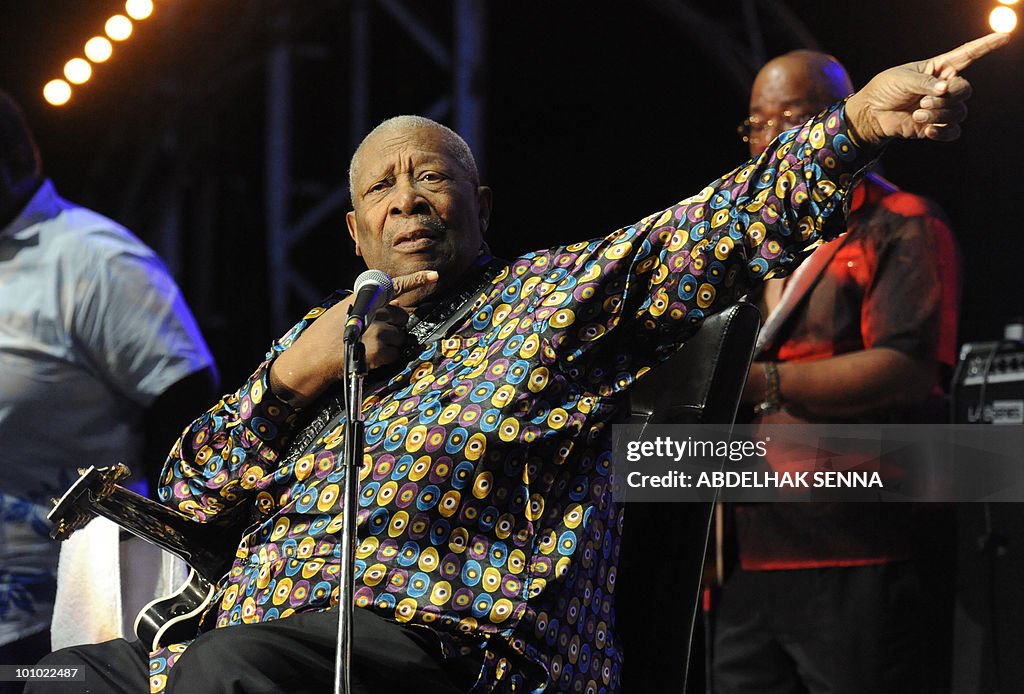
left=736, top=174, right=960, bottom=570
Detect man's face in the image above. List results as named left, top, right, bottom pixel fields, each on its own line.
left=346, top=126, right=492, bottom=305
left=747, top=63, right=820, bottom=158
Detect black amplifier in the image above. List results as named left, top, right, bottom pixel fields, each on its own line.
left=951, top=341, right=1024, bottom=424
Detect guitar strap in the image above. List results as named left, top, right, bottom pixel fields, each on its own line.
left=752, top=232, right=851, bottom=359
left=279, top=255, right=505, bottom=467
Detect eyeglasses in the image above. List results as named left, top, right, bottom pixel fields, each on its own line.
left=737, top=110, right=814, bottom=143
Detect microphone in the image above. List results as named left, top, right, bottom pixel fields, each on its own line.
left=344, top=270, right=395, bottom=343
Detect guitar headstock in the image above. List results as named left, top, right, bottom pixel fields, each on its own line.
left=47, top=463, right=132, bottom=540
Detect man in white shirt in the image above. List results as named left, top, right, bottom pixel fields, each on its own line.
left=0, top=89, right=218, bottom=680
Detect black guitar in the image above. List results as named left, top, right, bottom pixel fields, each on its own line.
left=47, top=464, right=239, bottom=649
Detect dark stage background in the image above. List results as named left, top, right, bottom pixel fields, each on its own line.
left=2, top=1, right=1023, bottom=691
left=3, top=0, right=1022, bottom=385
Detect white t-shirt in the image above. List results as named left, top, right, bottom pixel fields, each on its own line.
left=0, top=180, right=214, bottom=645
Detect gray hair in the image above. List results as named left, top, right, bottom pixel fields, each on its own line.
left=348, top=115, right=479, bottom=203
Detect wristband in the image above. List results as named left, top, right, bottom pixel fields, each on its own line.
left=753, top=361, right=783, bottom=415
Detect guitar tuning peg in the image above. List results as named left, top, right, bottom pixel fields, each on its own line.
left=51, top=498, right=60, bottom=508
left=78, top=467, right=89, bottom=476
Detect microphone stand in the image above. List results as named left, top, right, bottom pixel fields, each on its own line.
left=334, top=336, right=366, bottom=694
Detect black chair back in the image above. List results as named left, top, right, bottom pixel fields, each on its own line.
left=616, top=301, right=760, bottom=692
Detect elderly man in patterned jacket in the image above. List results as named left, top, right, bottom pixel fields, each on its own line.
left=31, top=33, right=1007, bottom=694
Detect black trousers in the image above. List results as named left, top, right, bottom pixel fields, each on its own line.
left=0, top=631, right=52, bottom=694
left=712, top=562, right=925, bottom=694
left=28, top=609, right=482, bottom=694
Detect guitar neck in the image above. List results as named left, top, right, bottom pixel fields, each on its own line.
left=89, top=486, right=237, bottom=584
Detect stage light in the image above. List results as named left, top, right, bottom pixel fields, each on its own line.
left=998, top=0, right=1019, bottom=5
left=63, top=58, right=92, bottom=85
left=990, top=6, right=1018, bottom=32
left=84, top=36, right=113, bottom=63
left=125, top=0, right=154, bottom=21
left=105, top=15, right=133, bottom=41
left=43, top=80, right=72, bottom=106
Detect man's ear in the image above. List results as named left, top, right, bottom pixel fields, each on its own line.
left=477, top=186, right=493, bottom=235
left=345, top=210, right=362, bottom=257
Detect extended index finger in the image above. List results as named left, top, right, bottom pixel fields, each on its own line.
left=390, top=269, right=439, bottom=297
left=932, top=32, right=1012, bottom=76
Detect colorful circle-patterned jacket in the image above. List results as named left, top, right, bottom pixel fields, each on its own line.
left=153, top=101, right=875, bottom=693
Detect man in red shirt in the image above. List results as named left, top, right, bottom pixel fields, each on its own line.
left=713, top=51, right=960, bottom=693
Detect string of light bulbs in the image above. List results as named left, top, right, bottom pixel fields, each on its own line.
left=43, top=0, right=155, bottom=106
left=41, top=1, right=1016, bottom=107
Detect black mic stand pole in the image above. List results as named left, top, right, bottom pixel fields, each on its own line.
left=334, top=336, right=366, bottom=694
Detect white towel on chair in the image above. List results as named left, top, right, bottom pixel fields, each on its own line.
left=51, top=516, right=123, bottom=649
left=52, top=517, right=192, bottom=649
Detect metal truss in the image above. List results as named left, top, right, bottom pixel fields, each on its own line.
left=264, top=0, right=488, bottom=333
